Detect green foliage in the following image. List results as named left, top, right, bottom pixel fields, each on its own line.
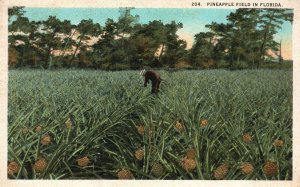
left=230, top=61, right=250, bottom=70
left=260, top=61, right=293, bottom=69
left=190, top=32, right=215, bottom=67
left=203, top=9, right=293, bottom=69
left=8, top=6, right=25, bottom=22
left=8, top=69, right=292, bottom=180
left=8, top=7, right=293, bottom=70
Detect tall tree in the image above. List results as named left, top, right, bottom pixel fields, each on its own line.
left=130, top=20, right=166, bottom=66
left=31, top=16, right=66, bottom=68
left=92, top=18, right=118, bottom=68
left=117, top=7, right=139, bottom=37
left=117, top=7, right=139, bottom=64
left=205, top=9, right=292, bottom=69
left=190, top=32, right=215, bottom=68
left=56, top=20, right=76, bottom=67
left=161, top=21, right=187, bottom=67
left=69, top=19, right=101, bottom=65
left=206, top=9, right=260, bottom=68
left=8, top=6, right=25, bottom=22
left=8, top=14, right=38, bottom=67
left=256, top=9, right=292, bottom=68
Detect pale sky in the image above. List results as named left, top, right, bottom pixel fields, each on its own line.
left=23, top=8, right=293, bottom=60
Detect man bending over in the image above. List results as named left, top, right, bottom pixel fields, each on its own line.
left=140, top=70, right=162, bottom=94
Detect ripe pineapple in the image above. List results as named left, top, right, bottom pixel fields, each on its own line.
left=213, top=164, right=229, bottom=180
left=76, top=156, right=90, bottom=167
left=200, top=119, right=208, bottom=127
left=34, top=159, right=47, bottom=173
left=185, top=148, right=196, bottom=160
left=148, top=125, right=155, bottom=136
left=181, top=157, right=196, bottom=172
left=151, top=163, right=164, bottom=177
left=134, top=148, right=144, bottom=160
left=117, top=169, right=134, bottom=179
left=242, top=133, right=252, bottom=143
left=8, top=161, right=19, bottom=175
left=175, top=121, right=184, bottom=132
left=40, top=135, right=51, bottom=146
left=240, top=162, right=254, bottom=175
left=263, top=161, right=278, bottom=177
left=35, top=125, right=42, bottom=133
left=273, top=139, right=284, bottom=147
left=136, top=125, right=145, bottom=135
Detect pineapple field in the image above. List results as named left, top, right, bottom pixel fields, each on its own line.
left=8, top=69, right=292, bottom=180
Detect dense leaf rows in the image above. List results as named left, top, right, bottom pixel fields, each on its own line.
left=8, top=70, right=292, bottom=179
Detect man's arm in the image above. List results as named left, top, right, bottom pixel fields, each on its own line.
left=144, top=76, right=149, bottom=87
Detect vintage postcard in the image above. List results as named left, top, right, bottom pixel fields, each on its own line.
left=0, top=0, right=299, bottom=186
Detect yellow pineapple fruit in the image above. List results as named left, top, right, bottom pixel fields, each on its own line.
left=34, top=159, right=47, bottom=173
left=35, top=125, right=42, bottom=133
left=240, top=162, right=254, bottom=175
left=185, top=148, right=196, bottom=160
left=151, top=163, right=164, bottom=177
left=175, top=121, right=184, bottom=132
left=200, top=119, right=208, bottom=127
left=8, top=161, right=19, bottom=175
left=242, top=133, right=252, bottom=143
left=273, top=139, right=284, bottom=147
left=181, top=157, right=196, bottom=172
left=76, top=156, right=90, bottom=167
left=263, top=161, right=278, bottom=177
left=117, top=169, right=134, bottom=179
left=134, top=148, right=144, bottom=161
left=136, top=125, right=145, bottom=135
left=213, top=164, right=229, bottom=180
left=40, top=135, right=51, bottom=146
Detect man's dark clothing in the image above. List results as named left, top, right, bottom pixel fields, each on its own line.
left=144, top=70, right=161, bottom=93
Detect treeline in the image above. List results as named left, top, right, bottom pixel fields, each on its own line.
left=8, top=7, right=293, bottom=70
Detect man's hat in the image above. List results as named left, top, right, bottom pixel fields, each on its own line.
left=140, top=69, right=146, bottom=76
